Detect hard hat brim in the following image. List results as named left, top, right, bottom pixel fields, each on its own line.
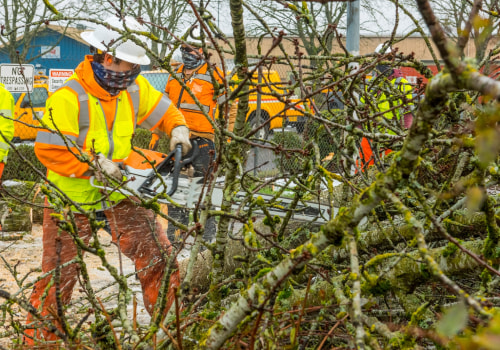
left=81, top=30, right=151, bottom=66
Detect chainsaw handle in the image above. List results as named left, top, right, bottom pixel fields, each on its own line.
left=89, top=176, right=105, bottom=190
left=165, top=139, right=199, bottom=195
left=128, top=139, right=199, bottom=199
left=166, top=143, right=183, bottom=196
left=180, top=139, right=199, bottom=167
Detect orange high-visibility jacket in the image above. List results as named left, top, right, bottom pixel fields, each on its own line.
left=35, top=55, right=187, bottom=210
left=165, top=63, right=224, bottom=139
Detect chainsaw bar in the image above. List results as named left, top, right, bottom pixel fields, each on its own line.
left=92, top=140, right=335, bottom=223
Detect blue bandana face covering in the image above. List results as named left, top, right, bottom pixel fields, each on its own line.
left=181, top=47, right=203, bottom=70
left=91, top=61, right=141, bottom=95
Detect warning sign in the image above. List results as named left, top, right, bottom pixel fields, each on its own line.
left=0, top=64, right=35, bottom=92
left=49, top=69, right=74, bottom=92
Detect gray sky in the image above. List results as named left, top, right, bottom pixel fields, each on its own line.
left=206, top=0, right=422, bottom=38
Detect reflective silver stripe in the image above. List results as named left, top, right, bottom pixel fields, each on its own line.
left=217, top=95, right=227, bottom=105
left=394, top=77, right=403, bottom=85
left=0, top=109, right=12, bottom=117
left=168, top=72, right=182, bottom=84
left=127, top=83, right=140, bottom=128
left=36, top=130, right=77, bottom=146
left=139, top=96, right=172, bottom=129
left=98, top=99, right=116, bottom=159
left=63, top=80, right=90, bottom=147
left=179, top=103, right=210, bottom=113
left=394, top=77, right=409, bottom=92
left=0, top=142, right=8, bottom=150
left=193, top=73, right=212, bottom=84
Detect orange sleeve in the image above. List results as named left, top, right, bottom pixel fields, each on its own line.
left=154, top=104, right=188, bottom=137
left=35, top=143, right=91, bottom=178
left=164, top=78, right=178, bottom=106
left=164, top=78, right=170, bottom=94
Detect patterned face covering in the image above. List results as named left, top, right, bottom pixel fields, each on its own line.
left=91, top=61, right=141, bottom=95
left=181, top=46, right=203, bottom=70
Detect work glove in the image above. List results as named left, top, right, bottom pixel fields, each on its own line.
left=93, top=154, right=122, bottom=183
left=169, top=125, right=192, bottom=156
left=149, top=133, right=160, bottom=151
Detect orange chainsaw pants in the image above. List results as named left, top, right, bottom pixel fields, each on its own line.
left=24, top=198, right=179, bottom=345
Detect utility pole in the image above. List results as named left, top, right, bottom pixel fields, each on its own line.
left=346, top=0, right=360, bottom=72
left=345, top=0, right=360, bottom=178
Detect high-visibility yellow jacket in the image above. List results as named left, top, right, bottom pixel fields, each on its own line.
left=35, top=55, right=187, bottom=211
left=0, top=83, right=15, bottom=163
left=165, top=63, right=224, bottom=140
left=375, top=76, right=413, bottom=119
left=363, top=74, right=414, bottom=134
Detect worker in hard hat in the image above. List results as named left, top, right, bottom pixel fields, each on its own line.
left=359, top=43, right=414, bottom=168
left=150, top=35, right=226, bottom=245
left=0, top=83, right=15, bottom=180
left=23, top=15, right=191, bottom=345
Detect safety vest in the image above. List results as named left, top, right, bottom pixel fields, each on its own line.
left=376, top=76, right=413, bottom=120
left=0, top=83, right=14, bottom=163
left=165, top=63, right=222, bottom=136
left=364, top=75, right=414, bottom=134
left=36, top=77, right=168, bottom=211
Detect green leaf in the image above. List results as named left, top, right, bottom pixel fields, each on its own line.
left=436, top=300, right=468, bottom=337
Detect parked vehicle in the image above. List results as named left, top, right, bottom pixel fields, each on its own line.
left=234, top=70, right=310, bottom=139
left=143, top=68, right=310, bottom=140
left=13, top=76, right=51, bottom=141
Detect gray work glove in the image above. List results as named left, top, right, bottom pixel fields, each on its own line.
left=169, top=125, right=192, bottom=156
left=93, top=154, right=122, bottom=182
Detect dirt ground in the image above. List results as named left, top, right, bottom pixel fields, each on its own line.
left=0, top=224, right=153, bottom=346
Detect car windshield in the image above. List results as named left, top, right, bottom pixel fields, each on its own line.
left=12, top=92, right=22, bottom=103
left=141, top=72, right=170, bottom=92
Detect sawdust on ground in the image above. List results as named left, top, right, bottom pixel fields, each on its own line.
left=0, top=224, right=153, bottom=346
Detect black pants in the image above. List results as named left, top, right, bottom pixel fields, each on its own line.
left=185, top=136, right=216, bottom=176
left=167, top=137, right=216, bottom=242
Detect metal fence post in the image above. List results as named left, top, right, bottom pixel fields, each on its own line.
left=254, top=65, right=262, bottom=176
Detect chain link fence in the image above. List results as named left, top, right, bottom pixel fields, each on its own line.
left=242, top=59, right=345, bottom=177
left=4, top=55, right=422, bottom=182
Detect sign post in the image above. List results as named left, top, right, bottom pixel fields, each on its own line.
left=0, top=64, right=35, bottom=92
left=49, top=69, right=74, bottom=92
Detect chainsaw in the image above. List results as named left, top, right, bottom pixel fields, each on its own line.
left=90, top=140, right=204, bottom=208
left=91, top=140, right=334, bottom=223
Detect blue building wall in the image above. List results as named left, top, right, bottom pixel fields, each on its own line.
left=0, top=27, right=90, bottom=75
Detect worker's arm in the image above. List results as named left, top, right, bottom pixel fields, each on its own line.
left=35, top=89, right=92, bottom=178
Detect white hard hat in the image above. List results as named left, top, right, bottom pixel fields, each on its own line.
left=81, top=16, right=151, bottom=65
left=375, top=43, right=392, bottom=54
